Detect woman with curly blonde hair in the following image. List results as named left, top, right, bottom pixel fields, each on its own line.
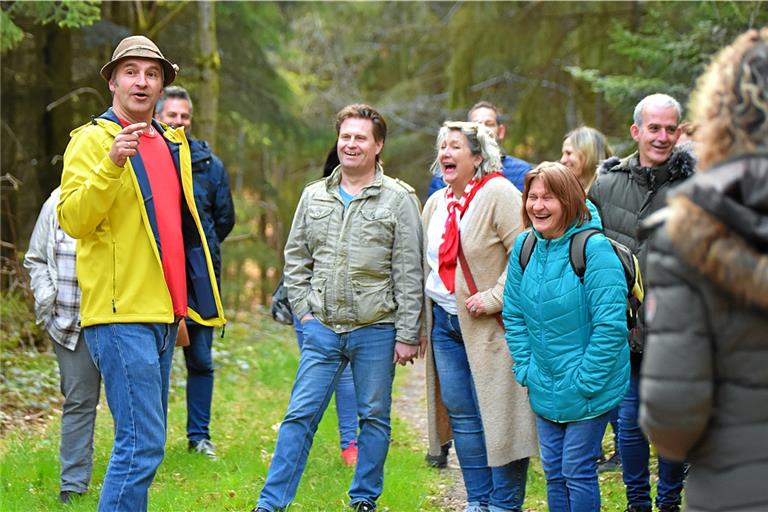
left=640, top=27, right=768, bottom=512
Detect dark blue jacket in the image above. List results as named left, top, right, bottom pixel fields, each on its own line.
left=189, top=138, right=235, bottom=282
left=427, top=154, right=532, bottom=197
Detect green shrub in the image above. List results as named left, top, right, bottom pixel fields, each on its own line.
left=0, top=291, right=44, bottom=350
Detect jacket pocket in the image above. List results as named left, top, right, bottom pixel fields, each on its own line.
left=307, top=276, right=327, bottom=318
left=554, top=365, right=591, bottom=419
left=307, top=205, right=334, bottom=246
left=352, top=277, right=394, bottom=325
left=359, top=207, right=394, bottom=245
left=526, top=363, right=552, bottom=416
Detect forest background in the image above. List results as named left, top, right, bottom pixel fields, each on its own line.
left=1, top=0, right=766, bottom=335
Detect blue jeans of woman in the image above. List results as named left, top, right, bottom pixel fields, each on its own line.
left=536, top=412, right=609, bottom=512
left=431, top=304, right=529, bottom=512
left=618, top=360, right=685, bottom=508
left=257, top=321, right=396, bottom=511
left=294, top=315, right=357, bottom=449
left=83, top=322, right=176, bottom=512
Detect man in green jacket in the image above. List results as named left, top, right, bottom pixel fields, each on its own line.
left=57, top=35, right=225, bottom=512
left=252, top=104, right=423, bottom=512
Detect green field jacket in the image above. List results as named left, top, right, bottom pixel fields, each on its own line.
left=284, top=165, right=423, bottom=344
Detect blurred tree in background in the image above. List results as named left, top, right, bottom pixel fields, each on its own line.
left=1, top=0, right=765, bottom=315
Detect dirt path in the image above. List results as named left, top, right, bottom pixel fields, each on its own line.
left=393, top=358, right=466, bottom=511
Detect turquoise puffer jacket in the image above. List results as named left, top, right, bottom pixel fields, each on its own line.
left=502, top=210, right=630, bottom=423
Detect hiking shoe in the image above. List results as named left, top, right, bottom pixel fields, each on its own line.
left=597, top=452, right=622, bottom=473
left=425, top=441, right=451, bottom=469
left=189, top=439, right=217, bottom=460
left=657, top=506, right=680, bottom=512
left=626, top=505, right=652, bottom=512
left=251, top=508, right=271, bottom=512
left=59, top=491, right=83, bottom=504
left=341, top=440, right=358, bottom=466
left=350, top=500, right=376, bottom=511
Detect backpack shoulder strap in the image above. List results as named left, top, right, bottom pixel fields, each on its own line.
left=518, top=231, right=537, bottom=273
left=569, top=228, right=600, bottom=281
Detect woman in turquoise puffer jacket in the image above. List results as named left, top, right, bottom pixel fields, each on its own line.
left=502, top=162, right=630, bottom=512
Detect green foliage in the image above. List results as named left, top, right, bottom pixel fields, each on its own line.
left=0, top=291, right=43, bottom=350
left=0, top=346, right=59, bottom=432
left=0, top=1, right=101, bottom=52
left=0, top=10, right=24, bottom=51
left=566, top=1, right=766, bottom=117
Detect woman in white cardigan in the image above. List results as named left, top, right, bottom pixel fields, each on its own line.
left=421, top=122, right=538, bottom=512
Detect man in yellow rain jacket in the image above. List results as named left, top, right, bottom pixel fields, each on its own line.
left=57, top=35, right=225, bottom=512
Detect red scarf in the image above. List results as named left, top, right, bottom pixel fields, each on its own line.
left=438, top=172, right=503, bottom=293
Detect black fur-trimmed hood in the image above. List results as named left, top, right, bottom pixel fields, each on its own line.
left=598, top=149, right=696, bottom=184
left=664, top=154, right=768, bottom=310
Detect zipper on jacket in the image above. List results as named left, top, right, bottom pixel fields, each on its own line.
left=112, top=241, right=117, bottom=312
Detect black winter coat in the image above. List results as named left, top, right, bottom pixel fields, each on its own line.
left=588, top=149, right=695, bottom=353
left=189, top=138, right=235, bottom=282
left=640, top=154, right=768, bottom=512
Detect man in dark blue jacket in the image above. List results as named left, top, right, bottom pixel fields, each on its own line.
left=427, top=101, right=532, bottom=196
left=156, top=85, right=235, bottom=459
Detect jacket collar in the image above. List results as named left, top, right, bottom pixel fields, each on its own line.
left=189, top=137, right=212, bottom=165
left=599, top=148, right=696, bottom=191
left=95, top=108, right=184, bottom=144
left=324, top=163, right=384, bottom=199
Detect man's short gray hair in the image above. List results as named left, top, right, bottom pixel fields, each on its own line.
left=633, top=93, right=682, bottom=126
left=156, top=85, right=193, bottom=115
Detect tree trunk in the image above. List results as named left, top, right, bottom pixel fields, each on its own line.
left=197, top=2, right=219, bottom=148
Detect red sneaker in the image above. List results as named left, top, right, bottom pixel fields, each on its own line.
left=341, top=441, right=358, bottom=466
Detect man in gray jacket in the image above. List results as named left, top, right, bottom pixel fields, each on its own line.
left=252, top=104, right=423, bottom=512
left=24, top=187, right=101, bottom=505
left=588, top=93, right=694, bottom=512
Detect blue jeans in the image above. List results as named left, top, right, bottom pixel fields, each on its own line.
left=83, top=323, right=176, bottom=512
left=536, top=413, right=609, bottom=512
left=431, top=304, right=528, bottom=511
left=258, top=321, right=396, bottom=511
left=183, top=322, right=214, bottom=442
left=293, top=316, right=357, bottom=449
left=619, top=361, right=685, bottom=508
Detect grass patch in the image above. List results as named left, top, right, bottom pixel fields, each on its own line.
left=0, top=313, right=446, bottom=511
left=0, top=311, right=636, bottom=511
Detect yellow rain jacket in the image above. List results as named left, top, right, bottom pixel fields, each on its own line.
left=57, top=108, right=226, bottom=328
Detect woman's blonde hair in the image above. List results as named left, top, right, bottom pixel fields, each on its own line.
left=690, top=27, right=768, bottom=171
left=563, top=126, right=613, bottom=188
left=521, top=161, right=591, bottom=237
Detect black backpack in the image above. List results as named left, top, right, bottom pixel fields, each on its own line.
left=270, top=276, right=294, bottom=325
left=518, top=229, right=645, bottom=331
